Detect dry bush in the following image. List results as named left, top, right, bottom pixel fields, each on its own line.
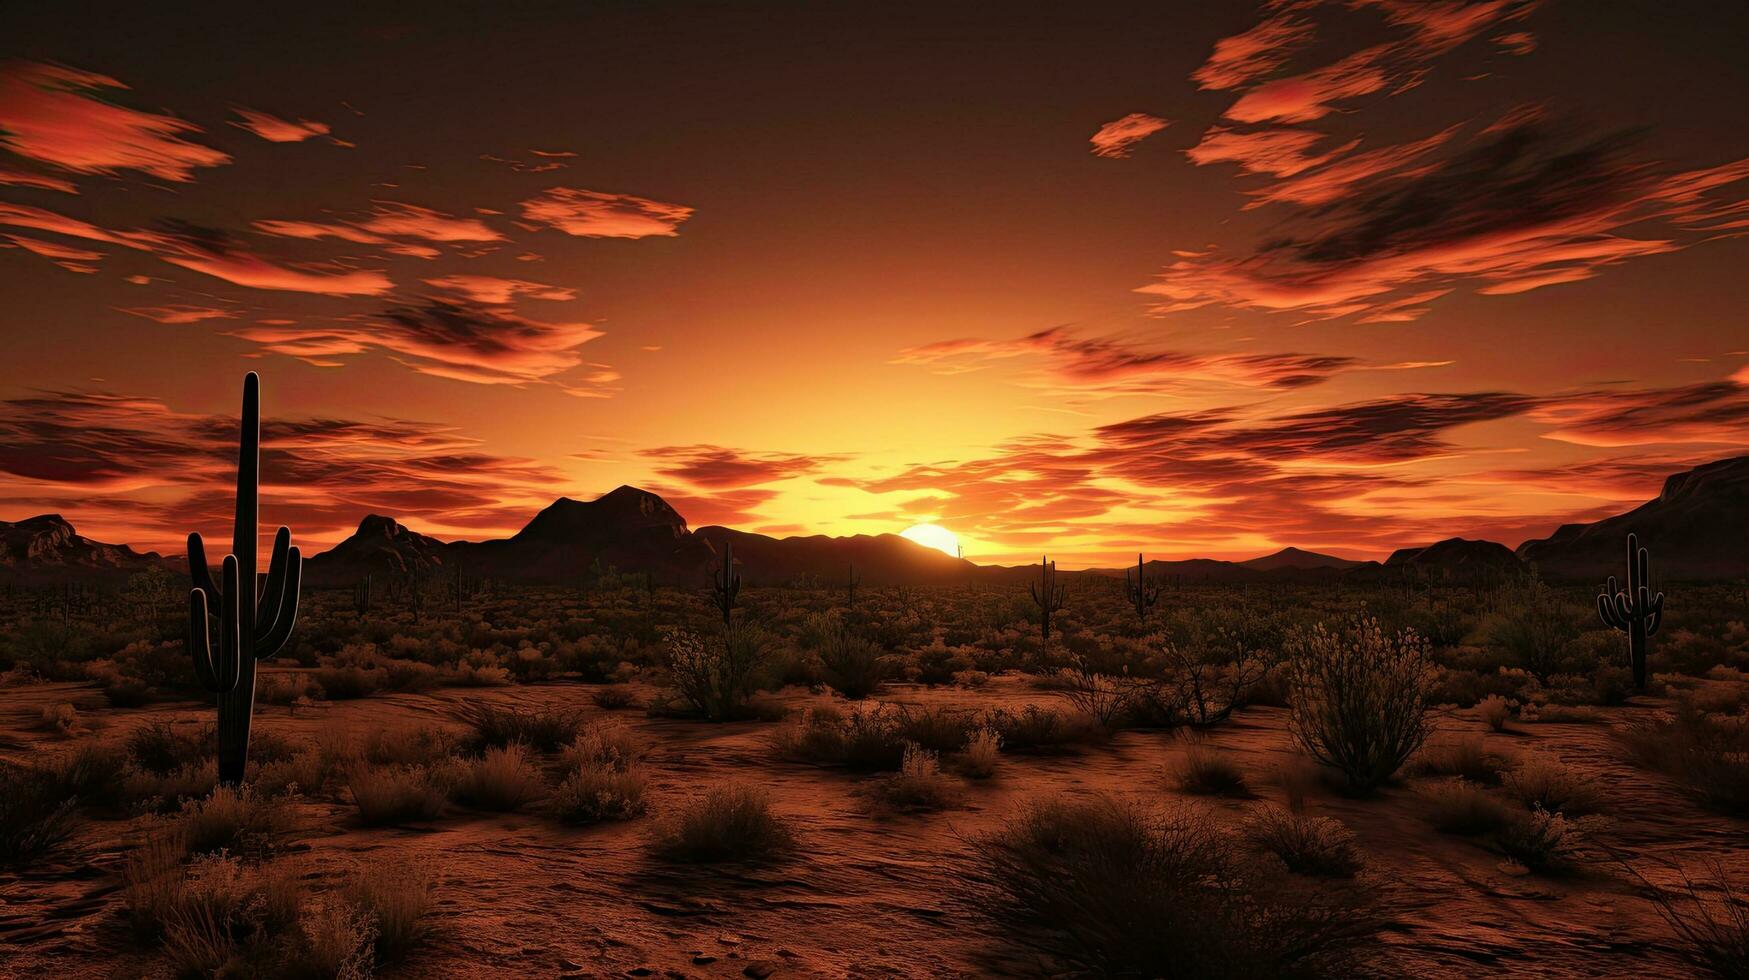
left=457, top=700, right=584, bottom=752
left=38, top=701, right=82, bottom=735
left=1418, top=780, right=1512, bottom=836
left=772, top=703, right=910, bottom=771
left=0, top=760, right=78, bottom=868
left=592, top=685, right=638, bottom=710
left=982, top=704, right=1099, bottom=753
left=361, top=725, right=458, bottom=767
left=817, top=623, right=887, bottom=699
left=1495, top=806, right=1606, bottom=875
left=1624, top=701, right=1749, bottom=817
left=663, top=622, right=771, bottom=721
left=127, top=719, right=215, bottom=776
left=348, top=764, right=449, bottom=826
left=1285, top=617, right=1436, bottom=794
left=284, top=895, right=376, bottom=978
left=1243, top=804, right=1364, bottom=878
left=975, top=796, right=1379, bottom=977
left=45, top=738, right=130, bottom=809
left=1415, top=735, right=1512, bottom=785
left=124, top=762, right=219, bottom=813
left=1174, top=741, right=1254, bottom=798
left=552, top=765, right=649, bottom=824
left=252, top=740, right=349, bottom=800
left=868, top=743, right=960, bottom=812
left=955, top=726, right=1002, bottom=779
left=1623, top=859, right=1749, bottom=979
left=1501, top=753, right=1605, bottom=816
left=452, top=743, right=546, bottom=812
left=1476, top=694, right=1514, bottom=732
left=178, top=786, right=293, bottom=857
left=651, top=784, right=795, bottom=863
left=561, top=721, right=642, bottom=775
left=343, top=857, right=437, bottom=966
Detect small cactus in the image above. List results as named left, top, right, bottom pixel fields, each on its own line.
left=712, top=539, right=741, bottom=624
left=1125, top=553, right=1161, bottom=621
left=186, top=373, right=302, bottom=787
left=847, top=562, right=862, bottom=609
left=1029, top=555, right=1067, bottom=642
left=1598, top=532, right=1664, bottom=691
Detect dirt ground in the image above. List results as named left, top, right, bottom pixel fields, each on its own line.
left=1, top=674, right=1741, bottom=978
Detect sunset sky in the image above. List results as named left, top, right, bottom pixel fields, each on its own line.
left=3, top=1, right=1748, bottom=566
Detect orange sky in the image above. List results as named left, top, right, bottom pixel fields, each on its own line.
left=2, top=2, right=1749, bottom=566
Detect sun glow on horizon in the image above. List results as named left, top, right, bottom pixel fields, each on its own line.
left=900, top=522, right=959, bottom=558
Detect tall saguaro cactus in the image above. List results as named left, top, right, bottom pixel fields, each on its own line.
left=187, top=373, right=303, bottom=786
left=1598, top=532, right=1663, bottom=691
left=712, top=539, right=741, bottom=624
left=846, top=563, right=862, bottom=609
left=1125, top=553, right=1161, bottom=621
left=1030, top=555, right=1067, bottom=642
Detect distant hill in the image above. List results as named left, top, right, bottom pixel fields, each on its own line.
left=0, top=514, right=175, bottom=585
left=1517, top=455, right=1749, bottom=581
left=1239, top=547, right=1364, bottom=572
left=11, top=455, right=1749, bottom=588
left=694, top=526, right=976, bottom=587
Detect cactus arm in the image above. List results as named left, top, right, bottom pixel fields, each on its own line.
left=1645, top=591, right=1664, bottom=635
left=189, top=558, right=242, bottom=694
left=188, top=532, right=219, bottom=601
left=255, top=547, right=301, bottom=658
left=256, top=526, right=290, bottom=630
left=188, top=587, right=228, bottom=693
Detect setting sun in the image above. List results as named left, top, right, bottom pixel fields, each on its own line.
left=900, top=522, right=959, bottom=558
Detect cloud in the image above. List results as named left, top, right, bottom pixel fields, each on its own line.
left=421, top=274, right=575, bottom=304
left=519, top=188, right=694, bottom=238
left=0, top=388, right=564, bottom=551
left=227, top=298, right=607, bottom=387
left=645, top=445, right=846, bottom=489
left=1192, top=11, right=1316, bottom=90
left=4, top=232, right=103, bottom=272
left=0, top=61, right=229, bottom=181
left=0, top=166, right=78, bottom=193
left=230, top=108, right=332, bottom=143
left=1141, top=122, right=1749, bottom=321
left=1534, top=381, right=1749, bottom=447
left=894, top=326, right=1375, bottom=393
left=1090, top=113, right=1170, bottom=159
left=254, top=201, right=502, bottom=248
left=1185, top=127, right=1353, bottom=177
left=118, top=305, right=236, bottom=324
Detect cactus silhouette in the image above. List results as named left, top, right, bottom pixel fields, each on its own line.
left=847, top=562, right=862, bottom=609
left=712, top=539, right=741, bottom=624
left=186, top=373, right=302, bottom=787
left=1125, top=553, right=1161, bottom=621
left=1598, top=532, right=1663, bottom=691
left=1029, top=555, right=1067, bottom=642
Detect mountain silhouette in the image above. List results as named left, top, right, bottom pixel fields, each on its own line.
left=692, top=526, right=975, bottom=587
left=0, top=514, right=175, bottom=584
left=1384, top=537, right=1525, bottom=576
left=1239, top=547, right=1364, bottom=572
left=1517, top=455, right=1749, bottom=580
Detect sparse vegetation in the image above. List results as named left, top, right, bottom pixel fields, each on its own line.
left=1285, top=616, right=1436, bottom=793
left=1419, top=780, right=1513, bottom=836
left=1174, top=741, right=1254, bottom=798
left=1243, top=803, right=1365, bottom=877
left=452, top=743, right=546, bottom=811
left=652, top=784, right=795, bottom=863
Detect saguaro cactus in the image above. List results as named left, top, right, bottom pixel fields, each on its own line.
left=1030, top=555, right=1067, bottom=642
left=187, top=373, right=302, bottom=786
left=846, top=563, right=862, bottom=609
left=1598, top=532, right=1663, bottom=691
left=712, top=539, right=741, bottom=624
left=1125, top=553, right=1161, bottom=621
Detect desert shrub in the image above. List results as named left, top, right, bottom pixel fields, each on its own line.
left=1624, top=859, right=1749, bottom=979
left=1056, top=632, right=1154, bottom=729
left=347, top=764, right=448, bottom=826
left=1486, top=579, right=1581, bottom=681
left=125, top=762, right=220, bottom=813
left=457, top=700, right=584, bottom=752
left=1477, top=694, right=1514, bottom=731
left=1156, top=612, right=1282, bottom=727
left=361, top=725, right=458, bottom=768
left=312, top=663, right=381, bottom=700
left=178, top=786, right=293, bottom=857
left=955, top=726, right=1002, bottom=779
left=652, top=784, right=795, bottom=863
left=1243, top=804, right=1364, bottom=877
left=1415, top=735, right=1511, bottom=785
left=44, top=738, right=131, bottom=808
left=868, top=743, right=960, bottom=812
left=38, top=701, right=82, bottom=735
left=1285, top=617, right=1436, bottom=793
left=816, top=622, right=887, bottom=699
left=663, top=622, right=772, bottom=721
left=773, top=703, right=910, bottom=771
left=1495, top=806, right=1604, bottom=875
left=560, top=721, right=642, bottom=774
left=552, top=765, right=649, bottom=824
left=1624, top=702, right=1749, bottom=817
left=591, top=685, right=638, bottom=709
left=983, top=704, right=1097, bottom=753
left=343, top=857, right=437, bottom=965
left=128, top=719, right=215, bottom=776
left=251, top=740, right=349, bottom=800
left=975, top=796, right=1378, bottom=977
left=1174, top=741, right=1253, bottom=798
left=1418, top=780, right=1512, bottom=836
left=154, top=853, right=303, bottom=976
left=892, top=703, right=976, bottom=753
left=0, top=761, right=78, bottom=868
left=453, top=743, right=546, bottom=812
left=1501, top=753, right=1605, bottom=816
left=283, top=896, right=377, bottom=978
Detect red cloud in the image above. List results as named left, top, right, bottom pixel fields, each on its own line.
left=0, top=61, right=229, bottom=181
left=422, top=274, right=575, bottom=304
left=1192, top=11, right=1315, bottom=90
left=645, top=445, right=845, bottom=489
left=230, top=108, right=332, bottom=143
left=0, top=166, right=78, bottom=193
left=519, top=188, right=694, bottom=238
left=255, top=202, right=501, bottom=247
left=1090, top=113, right=1169, bottom=159
left=1534, top=381, right=1749, bottom=448
left=118, top=305, right=236, bottom=324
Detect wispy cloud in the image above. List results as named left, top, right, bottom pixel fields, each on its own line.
left=519, top=188, right=694, bottom=238
left=0, top=61, right=229, bottom=182
left=230, top=107, right=333, bottom=143
left=1090, top=113, right=1169, bottom=159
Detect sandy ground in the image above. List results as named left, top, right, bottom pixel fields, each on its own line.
left=1, top=675, right=1741, bottom=978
